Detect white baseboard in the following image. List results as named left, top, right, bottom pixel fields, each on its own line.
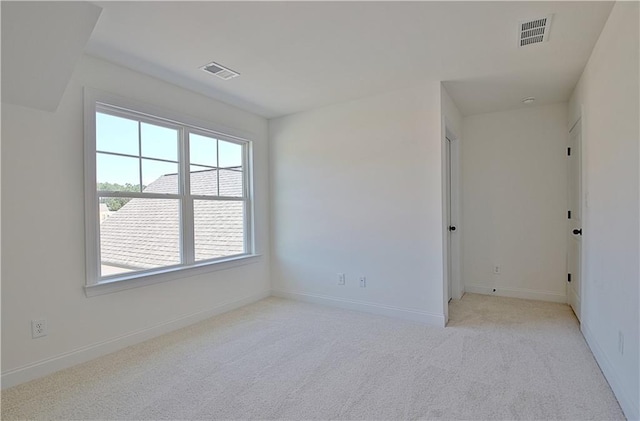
left=272, top=289, right=445, bottom=327
left=1, top=290, right=271, bottom=389
left=568, top=287, right=581, bottom=320
left=582, top=323, right=639, bottom=421
left=465, top=283, right=567, bottom=303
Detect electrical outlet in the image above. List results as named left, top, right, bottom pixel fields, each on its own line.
left=493, top=265, right=501, bottom=274
left=359, top=276, right=366, bottom=288
left=31, top=319, right=48, bottom=339
left=618, top=331, right=624, bottom=355
left=337, top=273, right=346, bottom=285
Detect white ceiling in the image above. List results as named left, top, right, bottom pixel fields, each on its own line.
left=84, top=1, right=613, bottom=118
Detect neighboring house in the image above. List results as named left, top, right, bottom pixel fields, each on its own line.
left=99, top=203, right=112, bottom=222
left=100, top=168, right=244, bottom=274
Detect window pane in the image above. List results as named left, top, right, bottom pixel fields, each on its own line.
left=219, top=140, right=243, bottom=168
left=141, top=123, right=178, bottom=161
left=100, top=198, right=180, bottom=276
left=219, top=169, right=244, bottom=197
left=190, top=133, right=217, bottom=167
left=194, top=200, right=245, bottom=261
left=97, top=153, right=140, bottom=192
left=96, top=112, right=139, bottom=156
left=190, top=167, right=218, bottom=196
left=142, top=159, right=178, bottom=194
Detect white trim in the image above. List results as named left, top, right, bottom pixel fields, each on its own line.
left=96, top=150, right=179, bottom=164
left=180, top=125, right=193, bottom=265
left=272, top=289, right=445, bottom=327
left=86, top=254, right=262, bottom=297
left=84, top=88, right=101, bottom=286
left=582, top=323, right=639, bottom=420
left=1, top=290, right=271, bottom=389
left=567, top=286, right=581, bottom=318
left=97, top=191, right=181, bottom=199
left=465, top=283, right=567, bottom=303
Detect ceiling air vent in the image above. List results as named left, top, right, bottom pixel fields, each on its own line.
left=201, top=61, right=239, bottom=80
left=518, top=15, right=552, bottom=47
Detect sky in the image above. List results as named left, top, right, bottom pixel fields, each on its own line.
left=96, top=112, right=243, bottom=189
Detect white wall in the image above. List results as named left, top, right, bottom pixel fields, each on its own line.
left=1, top=55, right=271, bottom=387
left=461, top=103, right=568, bottom=302
left=568, top=2, right=639, bottom=418
left=269, top=83, right=446, bottom=325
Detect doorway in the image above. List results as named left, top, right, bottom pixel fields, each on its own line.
left=567, top=118, right=582, bottom=320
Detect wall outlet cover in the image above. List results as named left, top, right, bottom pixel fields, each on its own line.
left=31, top=319, right=48, bottom=338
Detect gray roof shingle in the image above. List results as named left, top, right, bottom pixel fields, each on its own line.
left=100, top=169, right=244, bottom=272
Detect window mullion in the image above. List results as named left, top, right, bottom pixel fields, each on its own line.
left=181, top=129, right=195, bottom=265
left=216, top=139, right=220, bottom=196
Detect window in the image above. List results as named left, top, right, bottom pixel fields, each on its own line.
left=84, top=90, right=254, bottom=291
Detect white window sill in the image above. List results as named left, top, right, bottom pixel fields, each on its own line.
left=85, top=254, right=262, bottom=297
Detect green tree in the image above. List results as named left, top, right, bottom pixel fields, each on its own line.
left=98, top=182, right=145, bottom=211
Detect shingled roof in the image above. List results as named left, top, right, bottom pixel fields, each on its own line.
left=100, top=168, right=244, bottom=273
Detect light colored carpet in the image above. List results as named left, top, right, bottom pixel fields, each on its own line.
left=1, top=293, right=624, bottom=420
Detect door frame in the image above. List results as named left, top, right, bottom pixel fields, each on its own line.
left=442, top=119, right=462, bottom=324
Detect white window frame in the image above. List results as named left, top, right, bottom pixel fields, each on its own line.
left=84, top=88, right=258, bottom=296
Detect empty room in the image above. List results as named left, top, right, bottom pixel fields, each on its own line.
left=1, top=1, right=638, bottom=420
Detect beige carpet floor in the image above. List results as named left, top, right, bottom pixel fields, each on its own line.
left=1, top=294, right=624, bottom=420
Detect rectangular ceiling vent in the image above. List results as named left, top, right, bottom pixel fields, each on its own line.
left=201, top=61, right=239, bottom=80
left=518, top=15, right=552, bottom=47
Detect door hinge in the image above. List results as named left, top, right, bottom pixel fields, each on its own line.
left=567, top=147, right=571, bottom=156
left=568, top=210, right=572, bottom=219
left=568, top=273, right=572, bottom=283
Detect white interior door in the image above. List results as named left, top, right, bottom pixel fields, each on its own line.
left=446, top=136, right=454, bottom=302
left=567, top=120, right=582, bottom=320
